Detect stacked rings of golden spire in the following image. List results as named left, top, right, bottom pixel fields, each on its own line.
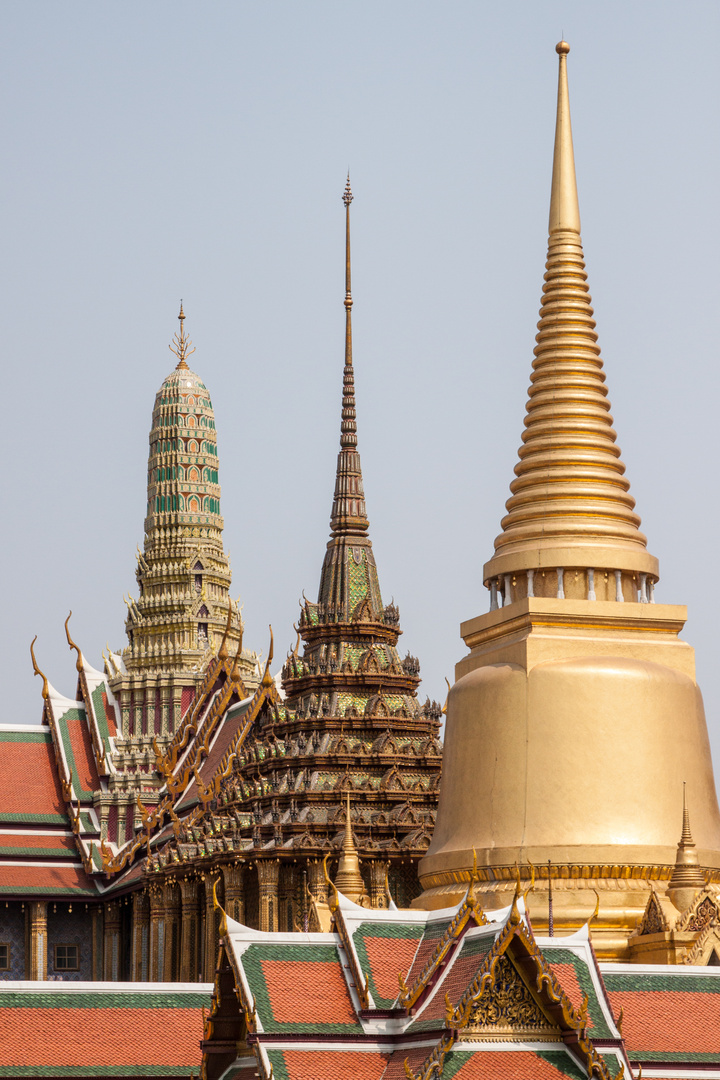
left=499, top=229, right=644, bottom=547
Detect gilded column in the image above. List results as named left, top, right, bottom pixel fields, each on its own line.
left=179, top=877, right=200, bottom=982
left=308, top=860, right=329, bottom=906
left=257, top=859, right=280, bottom=933
left=370, top=861, right=389, bottom=909
left=26, top=901, right=47, bottom=980
left=148, top=884, right=165, bottom=982
left=131, top=890, right=150, bottom=982
left=103, top=901, right=122, bottom=982
left=162, top=881, right=181, bottom=982
left=222, top=863, right=244, bottom=925
left=279, top=864, right=297, bottom=931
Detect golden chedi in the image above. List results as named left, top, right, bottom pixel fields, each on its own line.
left=417, top=41, right=720, bottom=960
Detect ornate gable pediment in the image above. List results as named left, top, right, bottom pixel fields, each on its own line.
left=677, top=889, right=720, bottom=934
left=463, top=952, right=561, bottom=1041
left=638, top=888, right=669, bottom=935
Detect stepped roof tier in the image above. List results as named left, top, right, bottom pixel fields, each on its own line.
left=416, top=42, right=720, bottom=959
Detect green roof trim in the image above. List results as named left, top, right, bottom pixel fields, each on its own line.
left=0, top=991, right=211, bottom=1009
left=56, top=708, right=96, bottom=803
left=0, top=812, right=68, bottom=825
left=0, top=1068, right=200, bottom=1077
left=604, top=972, right=720, bottom=994
left=0, top=846, right=75, bottom=859
left=0, top=884, right=97, bottom=897
left=0, top=730, right=51, bottom=744
left=90, top=682, right=115, bottom=746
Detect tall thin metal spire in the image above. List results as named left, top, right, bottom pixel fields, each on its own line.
left=341, top=175, right=357, bottom=450
left=330, top=177, right=369, bottom=537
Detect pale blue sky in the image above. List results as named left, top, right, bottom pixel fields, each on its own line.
left=5, top=3, right=720, bottom=781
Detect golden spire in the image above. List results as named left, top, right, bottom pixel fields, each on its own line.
left=548, top=41, right=580, bottom=235
left=169, top=302, right=196, bottom=370
left=668, top=785, right=706, bottom=895
left=483, top=41, right=658, bottom=599
left=333, top=792, right=366, bottom=903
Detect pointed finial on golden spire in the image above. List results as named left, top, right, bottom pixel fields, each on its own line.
left=549, top=40, right=580, bottom=235
left=169, top=301, right=196, bottom=370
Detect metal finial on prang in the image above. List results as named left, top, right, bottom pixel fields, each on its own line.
left=169, top=301, right=196, bottom=369
left=342, top=173, right=353, bottom=207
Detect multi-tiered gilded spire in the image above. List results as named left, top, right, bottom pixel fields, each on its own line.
left=121, top=305, right=251, bottom=682
left=483, top=41, right=659, bottom=605
left=279, top=185, right=442, bottom=905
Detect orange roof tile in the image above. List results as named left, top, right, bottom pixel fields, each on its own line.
left=0, top=833, right=75, bottom=853
left=550, top=962, right=594, bottom=1028
left=0, top=735, right=66, bottom=819
left=64, top=713, right=101, bottom=794
left=360, top=934, right=421, bottom=1004
left=269, top=1049, right=389, bottom=1080
left=1, top=862, right=96, bottom=895
left=261, top=959, right=356, bottom=1025
left=0, top=1005, right=203, bottom=1069
left=448, top=1049, right=587, bottom=1078
left=608, top=989, right=720, bottom=1056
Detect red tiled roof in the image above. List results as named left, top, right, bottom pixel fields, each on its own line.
left=270, top=1049, right=389, bottom=1080
left=0, top=737, right=66, bottom=818
left=1, top=862, right=96, bottom=895
left=261, top=959, right=356, bottom=1025
left=0, top=833, right=75, bottom=853
left=550, top=962, right=594, bottom=1028
left=448, top=1050, right=586, bottom=1078
left=65, top=713, right=101, bottom=794
left=361, top=934, right=421, bottom=1003
left=608, top=989, right=720, bottom=1055
left=200, top=703, right=249, bottom=780
left=98, top=688, right=118, bottom=737
left=404, top=921, right=448, bottom=989
left=0, top=1005, right=203, bottom=1069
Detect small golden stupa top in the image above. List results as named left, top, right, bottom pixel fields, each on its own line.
left=668, top=785, right=706, bottom=894
left=483, top=41, right=659, bottom=595
left=333, top=793, right=366, bottom=903
left=169, top=302, right=196, bottom=370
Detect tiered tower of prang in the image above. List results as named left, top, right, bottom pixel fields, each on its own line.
left=417, top=43, right=720, bottom=959
left=277, top=179, right=443, bottom=907
left=107, top=308, right=258, bottom=782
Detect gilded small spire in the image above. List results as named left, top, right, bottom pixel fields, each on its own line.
left=169, top=302, right=196, bottom=370
left=333, top=792, right=366, bottom=903
left=668, top=785, right=706, bottom=896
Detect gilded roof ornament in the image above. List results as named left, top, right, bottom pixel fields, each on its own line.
left=169, top=302, right=196, bottom=370
left=64, top=611, right=84, bottom=674
left=29, top=636, right=49, bottom=701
